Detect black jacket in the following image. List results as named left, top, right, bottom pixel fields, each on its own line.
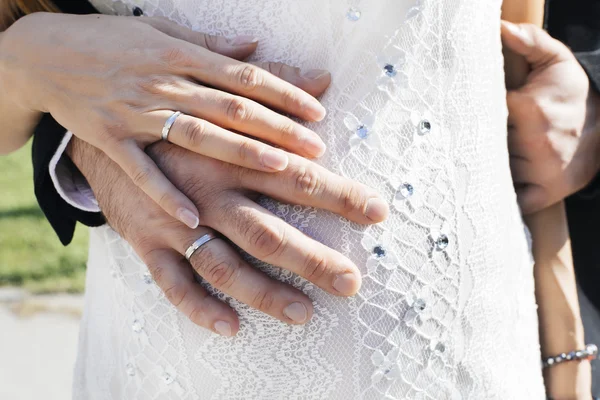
left=28, top=0, right=600, bottom=298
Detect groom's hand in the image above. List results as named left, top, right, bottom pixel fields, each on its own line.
left=70, top=139, right=387, bottom=336
left=69, top=134, right=388, bottom=338
left=501, top=22, right=600, bottom=214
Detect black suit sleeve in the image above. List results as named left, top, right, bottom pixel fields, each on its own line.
left=30, top=0, right=103, bottom=246
left=32, top=115, right=105, bottom=245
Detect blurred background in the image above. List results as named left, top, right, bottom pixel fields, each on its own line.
left=0, top=142, right=86, bottom=399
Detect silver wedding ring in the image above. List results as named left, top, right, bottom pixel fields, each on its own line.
left=161, top=111, right=182, bottom=141
left=185, top=232, right=219, bottom=261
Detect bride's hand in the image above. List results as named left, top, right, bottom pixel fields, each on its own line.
left=0, top=12, right=329, bottom=228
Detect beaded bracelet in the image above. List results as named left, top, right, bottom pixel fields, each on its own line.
left=542, top=344, right=598, bottom=369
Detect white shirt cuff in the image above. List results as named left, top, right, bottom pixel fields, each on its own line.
left=49, top=132, right=101, bottom=213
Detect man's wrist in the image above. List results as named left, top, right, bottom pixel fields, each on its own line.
left=66, top=137, right=103, bottom=186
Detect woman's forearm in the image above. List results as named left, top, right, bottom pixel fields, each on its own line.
left=0, top=28, right=44, bottom=154
left=529, top=205, right=583, bottom=354
left=527, top=205, right=591, bottom=400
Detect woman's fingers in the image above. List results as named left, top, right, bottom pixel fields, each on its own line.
left=205, top=194, right=363, bottom=297
left=166, top=45, right=327, bottom=121
left=146, top=111, right=290, bottom=172
left=143, top=247, right=240, bottom=336
left=146, top=83, right=326, bottom=158
left=139, top=17, right=258, bottom=61
left=250, top=62, right=332, bottom=98
left=167, top=230, right=314, bottom=325
left=107, top=140, right=200, bottom=229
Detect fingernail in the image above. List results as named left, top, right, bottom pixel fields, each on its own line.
left=283, top=302, right=308, bottom=323
left=364, top=197, right=389, bottom=222
left=177, top=208, right=200, bottom=229
left=503, top=21, right=534, bottom=46
left=214, top=320, right=233, bottom=337
left=333, top=272, right=361, bottom=296
left=301, top=69, right=330, bottom=80
left=302, top=133, right=326, bottom=157
left=305, top=101, right=327, bottom=122
left=227, top=35, right=259, bottom=46
left=261, top=149, right=289, bottom=171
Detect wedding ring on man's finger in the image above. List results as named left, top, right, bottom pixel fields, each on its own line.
left=185, top=232, right=220, bottom=261
left=161, top=111, right=182, bottom=141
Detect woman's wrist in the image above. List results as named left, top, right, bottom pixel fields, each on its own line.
left=0, top=12, right=56, bottom=113
left=544, top=359, right=593, bottom=400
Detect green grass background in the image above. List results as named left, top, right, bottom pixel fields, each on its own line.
left=0, top=141, right=88, bottom=293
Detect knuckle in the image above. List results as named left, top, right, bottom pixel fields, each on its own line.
left=280, top=88, right=301, bottom=111
left=131, top=164, right=154, bottom=188
left=339, top=185, right=362, bottom=214
left=236, top=140, right=256, bottom=164
left=292, top=166, right=322, bottom=196
left=193, top=245, right=238, bottom=290
left=102, top=120, right=126, bottom=140
left=163, top=282, right=187, bottom=308
left=236, top=65, right=264, bottom=92
left=246, top=222, right=285, bottom=259
left=159, top=47, right=193, bottom=69
left=277, top=122, right=297, bottom=140
left=302, top=252, right=329, bottom=282
left=187, top=303, right=209, bottom=326
left=137, top=75, right=175, bottom=96
left=527, top=96, right=552, bottom=125
left=181, top=119, right=207, bottom=148
left=225, top=96, right=249, bottom=124
left=205, top=260, right=238, bottom=290
left=156, top=190, right=174, bottom=211
left=250, top=289, right=276, bottom=313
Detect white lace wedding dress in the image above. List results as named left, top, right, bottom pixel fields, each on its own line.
left=74, top=0, right=546, bottom=398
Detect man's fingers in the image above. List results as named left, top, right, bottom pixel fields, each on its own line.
left=501, top=21, right=572, bottom=68
left=143, top=248, right=240, bottom=336
left=169, top=231, right=314, bottom=324
left=140, top=17, right=257, bottom=60
left=205, top=194, right=363, bottom=297
left=239, top=154, right=389, bottom=225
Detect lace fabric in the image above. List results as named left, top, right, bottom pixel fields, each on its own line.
left=76, top=0, right=546, bottom=398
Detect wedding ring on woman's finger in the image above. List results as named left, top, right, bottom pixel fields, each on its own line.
left=185, top=231, right=220, bottom=261
left=161, top=111, right=183, bottom=141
